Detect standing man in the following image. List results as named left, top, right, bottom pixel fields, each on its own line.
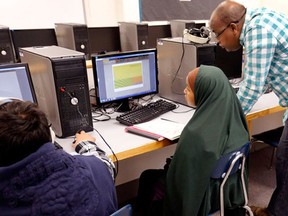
left=209, top=1, right=288, bottom=216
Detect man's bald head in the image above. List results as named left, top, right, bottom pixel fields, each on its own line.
left=209, top=1, right=246, bottom=30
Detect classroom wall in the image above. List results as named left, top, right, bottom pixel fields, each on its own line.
left=0, top=0, right=85, bottom=29
left=0, top=0, right=139, bottom=29
left=83, top=0, right=140, bottom=27
left=1, top=1, right=287, bottom=29
left=234, top=0, right=288, bottom=14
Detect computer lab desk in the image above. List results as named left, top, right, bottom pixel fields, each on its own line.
left=56, top=92, right=285, bottom=162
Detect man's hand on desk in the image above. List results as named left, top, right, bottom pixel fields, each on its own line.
left=72, top=130, right=96, bottom=148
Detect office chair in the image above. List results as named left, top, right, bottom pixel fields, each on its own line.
left=251, top=126, right=283, bottom=169
left=110, top=204, right=132, bottom=216
left=209, top=142, right=253, bottom=216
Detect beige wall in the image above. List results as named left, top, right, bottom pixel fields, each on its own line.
left=261, top=0, right=288, bottom=14
left=236, top=0, right=288, bottom=14
left=1, top=1, right=287, bottom=29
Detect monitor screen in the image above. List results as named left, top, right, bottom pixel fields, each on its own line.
left=92, top=49, right=158, bottom=111
left=214, top=45, right=243, bottom=80
left=0, top=63, right=36, bottom=103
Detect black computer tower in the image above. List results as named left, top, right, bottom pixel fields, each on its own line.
left=0, top=25, right=15, bottom=64
left=118, top=22, right=149, bottom=51
left=19, top=45, right=93, bottom=138
left=55, top=23, right=91, bottom=59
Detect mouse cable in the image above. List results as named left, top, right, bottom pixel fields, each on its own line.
left=65, top=91, right=119, bottom=178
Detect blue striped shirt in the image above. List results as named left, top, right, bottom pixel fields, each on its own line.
left=238, top=7, right=288, bottom=121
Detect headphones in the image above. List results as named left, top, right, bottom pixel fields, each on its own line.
left=183, top=26, right=211, bottom=44
left=187, top=26, right=210, bottom=38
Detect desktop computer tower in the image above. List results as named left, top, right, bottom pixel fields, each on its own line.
left=118, top=22, right=149, bottom=51
left=19, top=45, right=93, bottom=138
left=170, top=20, right=207, bottom=37
left=170, top=20, right=196, bottom=37
left=0, top=25, right=15, bottom=64
left=157, top=37, right=216, bottom=106
left=55, top=23, right=91, bottom=59
left=157, top=38, right=243, bottom=106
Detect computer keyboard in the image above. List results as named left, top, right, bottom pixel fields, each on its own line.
left=116, top=99, right=177, bottom=126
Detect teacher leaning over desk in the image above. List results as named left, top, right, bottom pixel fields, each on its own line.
left=209, top=1, right=288, bottom=216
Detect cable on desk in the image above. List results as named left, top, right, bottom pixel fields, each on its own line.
left=90, top=126, right=119, bottom=178
left=172, top=106, right=195, bottom=113
left=65, top=91, right=119, bottom=178
left=92, top=95, right=158, bottom=118
left=89, top=88, right=96, bottom=98
left=137, top=94, right=157, bottom=103
left=171, top=37, right=186, bottom=96
left=91, top=107, right=113, bottom=122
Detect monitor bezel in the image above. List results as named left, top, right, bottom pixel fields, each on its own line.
left=91, top=48, right=159, bottom=107
left=0, top=62, right=37, bottom=104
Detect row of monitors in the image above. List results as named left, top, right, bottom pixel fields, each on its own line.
left=0, top=49, right=159, bottom=111
left=0, top=45, right=242, bottom=113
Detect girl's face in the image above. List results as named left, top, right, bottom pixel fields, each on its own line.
left=184, top=76, right=196, bottom=107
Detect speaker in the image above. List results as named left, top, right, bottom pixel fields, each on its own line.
left=0, top=25, right=15, bottom=64
left=118, top=22, right=149, bottom=51
left=19, top=46, right=93, bottom=138
left=55, top=23, right=91, bottom=59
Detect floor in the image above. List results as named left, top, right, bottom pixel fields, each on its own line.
left=248, top=145, right=276, bottom=208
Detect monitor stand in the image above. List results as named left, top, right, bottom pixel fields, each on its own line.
left=115, top=99, right=131, bottom=112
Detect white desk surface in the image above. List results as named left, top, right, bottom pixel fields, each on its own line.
left=56, top=98, right=194, bottom=158
left=248, top=92, right=280, bottom=114
left=56, top=92, right=284, bottom=160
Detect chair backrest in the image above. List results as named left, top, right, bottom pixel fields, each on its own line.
left=211, top=142, right=250, bottom=179
left=209, top=142, right=253, bottom=216
left=110, top=204, right=132, bottom=216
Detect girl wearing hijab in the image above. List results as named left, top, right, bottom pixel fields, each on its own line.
left=164, top=65, right=250, bottom=216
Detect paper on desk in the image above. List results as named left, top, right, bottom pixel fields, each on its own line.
left=133, top=118, right=186, bottom=140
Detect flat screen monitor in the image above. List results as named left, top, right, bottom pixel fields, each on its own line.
left=92, top=49, right=158, bottom=111
left=214, top=45, right=243, bottom=80
left=0, top=63, right=36, bottom=103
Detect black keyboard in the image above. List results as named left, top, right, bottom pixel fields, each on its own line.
left=116, top=99, right=177, bottom=126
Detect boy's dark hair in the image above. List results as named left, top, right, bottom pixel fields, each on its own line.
left=0, top=100, right=51, bottom=166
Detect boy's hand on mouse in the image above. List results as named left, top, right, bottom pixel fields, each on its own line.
left=72, top=130, right=96, bottom=148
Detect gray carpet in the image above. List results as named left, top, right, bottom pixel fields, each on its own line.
left=248, top=145, right=276, bottom=208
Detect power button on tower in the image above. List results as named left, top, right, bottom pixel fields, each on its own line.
left=71, top=97, right=78, bottom=105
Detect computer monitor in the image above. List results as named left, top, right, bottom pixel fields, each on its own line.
left=0, top=63, right=36, bottom=103
left=92, top=48, right=158, bottom=111
left=214, top=45, right=243, bottom=80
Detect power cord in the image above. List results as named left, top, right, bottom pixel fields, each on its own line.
left=64, top=90, right=119, bottom=178
left=171, top=37, right=186, bottom=95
